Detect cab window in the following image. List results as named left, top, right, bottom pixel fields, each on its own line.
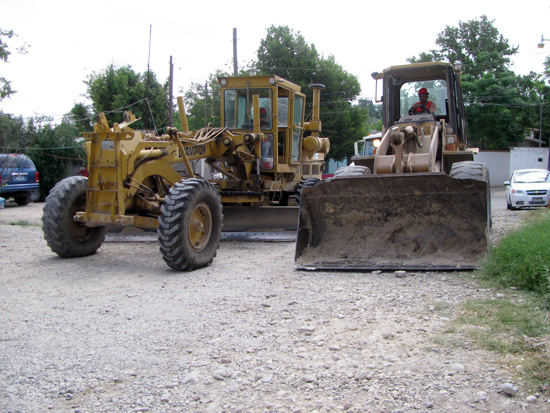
left=224, top=88, right=272, bottom=130
left=399, top=80, right=447, bottom=117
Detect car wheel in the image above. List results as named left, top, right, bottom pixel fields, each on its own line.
left=30, top=190, right=40, bottom=202
left=507, top=196, right=517, bottom=211
left=14, top=193, right=31, bottom=206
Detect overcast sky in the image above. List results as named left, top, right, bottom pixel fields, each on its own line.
left=1, top=0, right=549, bottom=122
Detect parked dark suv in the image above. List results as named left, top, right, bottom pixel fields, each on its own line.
left=0, top=154, right=40, bottom=205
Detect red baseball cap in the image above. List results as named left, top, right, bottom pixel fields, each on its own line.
left=418, top=88, right=428, bottom=95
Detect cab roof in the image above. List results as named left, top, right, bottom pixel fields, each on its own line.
left=218, top=75, right=302, bottom=92
left=374, top=62, right=454, bottom=82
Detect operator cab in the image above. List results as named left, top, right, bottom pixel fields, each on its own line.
left=219, top=75, right=306, bottom=172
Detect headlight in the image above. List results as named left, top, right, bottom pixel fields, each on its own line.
left=512, top=189, right=524, bottom=194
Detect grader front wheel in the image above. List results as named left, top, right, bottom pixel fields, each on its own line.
left=42, top=176, right=106, bottom=257
left=158, top=179, right=222, bottom=271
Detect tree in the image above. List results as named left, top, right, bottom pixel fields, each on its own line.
left=67, top=103, right=93, bottom=133
left=180, top=70, right=226, bottom=131
left=84, top=65, right=169, bottom=132
left=253, top=26, right=367, bottom=160
left=409, top=15, right=518, bottom=78
left=357, top=98, right=383, bottom=134
left=0, top=112, right=86, bottom=199
left=409, top=16, right=541, bottom=149
left=0, top=29, right=17, bottom=100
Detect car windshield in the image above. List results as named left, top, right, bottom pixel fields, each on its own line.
left=513, top=171, right=550, bottom=183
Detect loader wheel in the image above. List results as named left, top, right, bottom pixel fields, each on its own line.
left=450, top=161, right=492, bottom=228
left=296, top=177, right=321, bottom=207
left=333, top=165, right=371, bottom=178
left=42, top=176, right=106, bottom=257
left=158, top=179, right=222, bottom=271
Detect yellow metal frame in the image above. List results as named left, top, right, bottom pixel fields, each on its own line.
left=78, top=75, right=331, bottom=230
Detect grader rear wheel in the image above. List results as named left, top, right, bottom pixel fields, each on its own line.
left=158, top=179, right=222, bottom=271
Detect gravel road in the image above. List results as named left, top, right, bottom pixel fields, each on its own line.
left=0, top=203, right=547, bottom=412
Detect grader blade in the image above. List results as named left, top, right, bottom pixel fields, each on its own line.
left=295, top=174, right=490, bottom=271
left=222, top=206, right=299, bottom=232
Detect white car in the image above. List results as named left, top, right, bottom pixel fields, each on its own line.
left=504, top=169, right=550, bottom=210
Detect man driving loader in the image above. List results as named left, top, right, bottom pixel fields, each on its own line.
left=409, top=87, right=436, bottom=115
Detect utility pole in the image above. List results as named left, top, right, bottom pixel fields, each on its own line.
left=233, top=28, right=238, bottom=76
left=204, top=82, right=208, bottom=127
left=146, top=24, right=152, bottom=130
left=540, top=94, right=544, bottom=147
left=146, top=25, right=152, bottom=100
left=168, top=56, right=173, bottom=127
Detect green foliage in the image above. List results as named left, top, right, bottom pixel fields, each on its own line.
left=483, top=211, right=550, bottom=302
left=409, top=15, right=517, bottom=77
left=181, top=26, right=373, bottom=159
left=67, top=103, right=93, bottom=133
left=85, top=64, right=169, bottom=132
left=253, top=25, right=368, bottom=160
left=255, top=26, right=319, bottom=82
left=181, top=70, right=226, bottom=131
left=408, top=15, right=545, bottom=149
left=544, top=55, right=550, bottom=80
left=463, top=70, right=546, bottom=148
left=445, top=293, right=550, bottom=391
left=357, top=99, right=383, bottom=134
left=0, top=113, right=85, bottom=199
left=0, top=28, right=16, bottom=100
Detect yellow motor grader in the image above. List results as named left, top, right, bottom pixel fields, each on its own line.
left=42, top=75, right=329, bottom=270
left=295, top=62, right=491, bottom=270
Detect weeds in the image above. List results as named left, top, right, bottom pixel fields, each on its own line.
left=434, top=210, right=550, bottom=392
left=483, top=209, right=550, bottom=304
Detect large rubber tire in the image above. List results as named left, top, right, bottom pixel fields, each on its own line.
left=450, top=161, right=492, bottom=228
left=14, top=193, right=31, bottom=206
left=449, top=161, right=489, bottom=182
left=42, top=176, right=107, bottom=257
left=296, top=177, right=321, bottom=207
left=158, top=179, right=222, bottom=271
left=333, top=165, right=371, bottom=178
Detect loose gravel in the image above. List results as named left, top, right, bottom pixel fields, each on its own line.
left=0, top=207, right=547, bottom=412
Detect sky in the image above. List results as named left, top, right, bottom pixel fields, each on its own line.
left=1, top=0, right=550, bottom=122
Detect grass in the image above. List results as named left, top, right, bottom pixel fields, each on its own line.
left=10, top=219, right=33, bottom=227
left=443, top=293, right=550, bottom=391
left=0, top=219, right=40, bottom=228
left=483, top=209, right=550, bottom=303
left=433, top=210, right=550, bottom=393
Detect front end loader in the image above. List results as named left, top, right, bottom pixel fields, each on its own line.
left=295, top=62, right=490, bottom=270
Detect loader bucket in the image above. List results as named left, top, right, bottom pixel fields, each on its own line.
left=295, top=173, right=490, bottom=271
